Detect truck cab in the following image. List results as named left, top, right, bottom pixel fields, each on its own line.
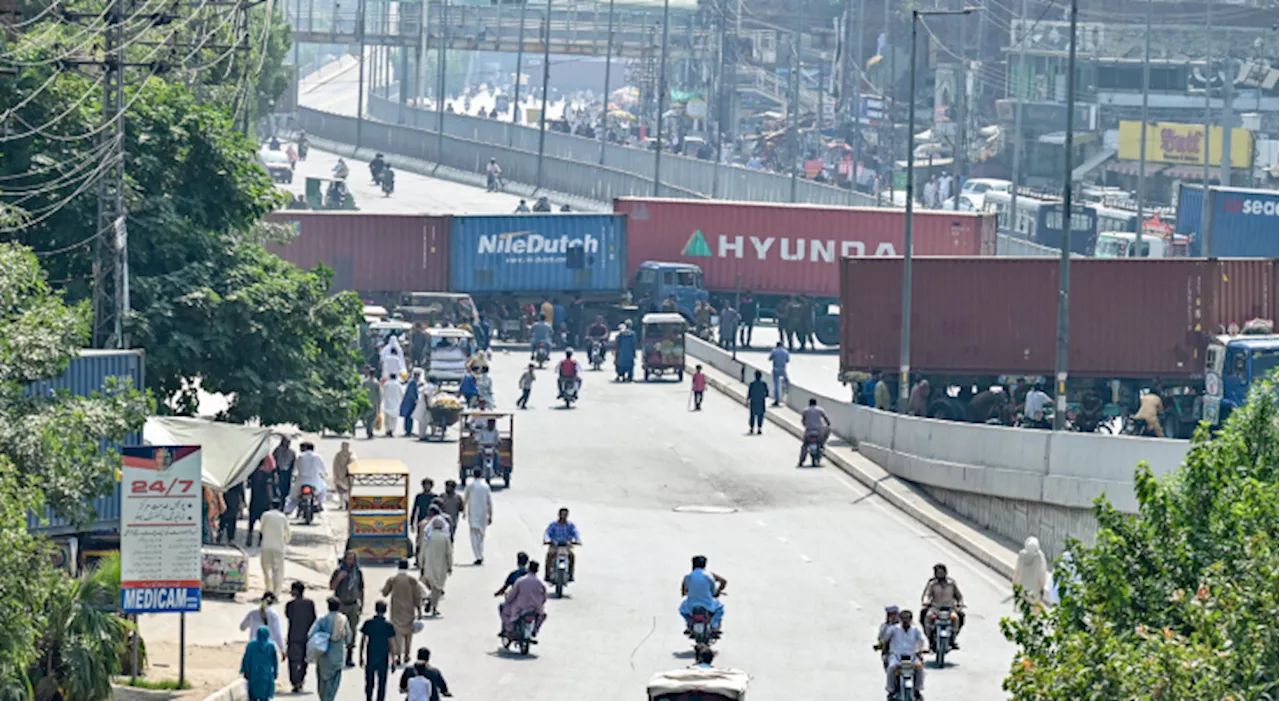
left=1093, top=232, right=1190, bottom=259
left=631, top=261, right=708, bottom=319
left=1202, top=329, right=1279, bottom=425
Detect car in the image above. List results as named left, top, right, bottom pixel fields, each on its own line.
left=953, top=178, right=1012, bottom=211
left=259, top=150, right=294, bottom=184
left=939, top=194, right=981, bottom=211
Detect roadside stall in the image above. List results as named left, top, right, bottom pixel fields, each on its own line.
left=346, top=459, right=412, bottom=563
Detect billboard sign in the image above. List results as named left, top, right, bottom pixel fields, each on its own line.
left=120, top=446, right=203, bottom=614
left=1118, top=121, right=1252, bottom=168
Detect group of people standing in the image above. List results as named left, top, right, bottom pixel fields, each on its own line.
left=921, top=172, right=955, bottom=210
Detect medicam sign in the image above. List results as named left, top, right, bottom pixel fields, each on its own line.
left=120, top=446, right=203, bottom=614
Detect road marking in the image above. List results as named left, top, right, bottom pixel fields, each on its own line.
left=498, top=673, right=513, bottom=685
left=849, top=599, right=863, bottom=610
left=799, top=553, right=812, bottom=563
left=776, top=536, right=789, bottom=544
left=755, top=519, right=767, bottom=527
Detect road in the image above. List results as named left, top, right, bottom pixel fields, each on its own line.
left=289, top=349, right=1015, bottom=701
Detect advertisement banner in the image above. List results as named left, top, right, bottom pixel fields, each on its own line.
left=120, top=446, right=203, bottom=614
left=1117, top=121, right=1252, bottom=168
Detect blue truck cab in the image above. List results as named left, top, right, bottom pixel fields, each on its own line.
left=1202, top=332, right=1279, bottom=425
left=632, top=261, right=709, bottom=319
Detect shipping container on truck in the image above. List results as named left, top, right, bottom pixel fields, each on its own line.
left=265, top=212, right=452, bottom=307
left=616, top=197, right=997, bottom=345
left=839, top=257, right=1276, bottom=425
left=1175, top=184, right=1280, bottom=258
left=26, top=349, right=146, bottom=536
left=448, top=213, right=629, bottom=313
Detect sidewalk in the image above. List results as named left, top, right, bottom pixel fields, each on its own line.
left=688, top=358, right=1019, bottom=580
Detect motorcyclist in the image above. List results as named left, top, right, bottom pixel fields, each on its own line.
left=296, top=131, right=309, bottom=160
left=532, top=196, right=552, bottom=212
left=514, top=199, right=531, bottom=213
left=268, top=135, right=281, bottom=150
left=529, top=314, right=553, bottom=360
left=873, top=605, right=902, bottom=669
left=1133, top=385, right=1165, bottom=437
left=370, top=153, right=386, bottom=183
left=586, top=315, right=609, bottom=362
left=798, top=398, right=831, bottom=466
left=883, top=609, right=926, bottom=700
left=474, top=417, right=500, bottom=476
left=284, top=441, right=327, bottom=515
left=380, top=164, right=396, bottom=194
left=920, top=563, right=965, bottom=651
left=486, top=158, right=502, bottom=191
left=542, top=508, right=581, bottom=582
left=679, top=555, right=727, bottom=635
left=556, top=350, right=581, bottom=400
left=333, top=158, right=350, bottom=180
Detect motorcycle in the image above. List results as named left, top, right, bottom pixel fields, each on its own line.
left=478, top=444, right=499, bottom=484
left=298, top=484, right=320, bottom=525
left=297, top=141, right=309, bottom=160
left=500, top=611, right=540, bottom=655
left=803, top=429, right=822, bottom=467
left=370, top=162, right=384, bottom=184
left=1123, top=415, right=1158, bottom=437
left=534, top=342, right=550, bottom=369
left=550, top=541, right=573, bottom=598
left=558, top=377, right=578, bottom=408
left=893, top=654, right=922, bottom=701
left=381, top=172, right=395, bottom=196
left=685, top=605, right=719, bottom=647
left=588, top=340, right=605, bottom=371
left=486, top=172, right=505, bottom=192
left=928, top=606, right=958, bottom=667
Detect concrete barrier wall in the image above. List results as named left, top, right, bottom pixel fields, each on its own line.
left=683, top=336, right=1191, bottom=559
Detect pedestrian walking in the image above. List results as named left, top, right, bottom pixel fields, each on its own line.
left=409, top=478, right=437, bottom=533
left=747, top=370, right=769, bottom=434
left=516, top=364, right=535, bottom=409
left=462, top=470, right=492, bottom=565
left=379, top=560, right=423, bottom=665
left=332, top=442, right=355, bottom=510
left=398, top=648, right=450, bottom=701
left=330, top=550, right=365, bottom=667
left=738, top=292, right=758, bottom=347
left=416, top=516, right=453, bottom=616
left=285, top=581, right=316, bottom=693
left=1012, top=536, right=1048, bottom=610
left=246, top=457, right=274, bottom=546
left=399, top=372, right=419, bottom=437
left=718, top=304, right=740, bottom=351
left=273, top=438, right=296, bottom=509
left=691, top=365, right=707, bottom=410
left=239, top=593, right=287, bottom=655
left=240, top=625, right=280, bottom=701
left=382, top=374, right=405, bottom=437
left=359, top=600, right=396, bottom=701
left=768, top=341, right=790, bottom=406
left=259, top=506, right=291, bottom=599
left=434, top=481, right=464, bottom=541
left=219, top=481, right=244, bottom=545
left=361, top=368, right=381, bottom=439
left=310, top=598, right=354, bottom=701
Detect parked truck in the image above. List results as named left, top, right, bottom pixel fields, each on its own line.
left=1175, top=184, right=1280, bottom=258
left=616, top=197, right=998, bottom=345
left=839, top=257, right=1277, bottom=436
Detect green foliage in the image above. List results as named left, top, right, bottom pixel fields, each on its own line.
left=1002, top=375, right=1279, bottom=700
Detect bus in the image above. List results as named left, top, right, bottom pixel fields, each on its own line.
left=983, top=190, right=1097, bottom=255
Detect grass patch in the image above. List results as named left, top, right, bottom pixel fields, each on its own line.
left=115, top=677, right=193, bottom=691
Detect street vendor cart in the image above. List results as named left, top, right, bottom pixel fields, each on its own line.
left=646, top=667, right=750, bottom=701
left=458, top=411, right=514, bottom=487
left=425, top=393, right=465, bottom=441
left=346, top=459, right=412, bottom=563
left=641, top=312, right=687, bottom=382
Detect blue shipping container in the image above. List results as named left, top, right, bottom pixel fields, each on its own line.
left=26, top=349, right=145, bottom=535
left=448, top=214, right=628, bottom=294
left=1178, top=184, right=1279, bottom=258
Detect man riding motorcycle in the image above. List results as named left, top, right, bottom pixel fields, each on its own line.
left=380, top=164, right=396, bottom=194
left=332, top=158, right=350, bottom=180
left=369, top=153, right=386, bottom=183
left=486, top=158, right=503, bottom=192
left=529, top=314, right=553, bottom=361
left=798, top=398, right=831, bottom=466
left=586, top=315, right=609, bottom=365
left=474, top=417, right=500, bottom=477
left=679, top=555, right=727, bottom=635
left=920, top=563, right=965, bottom=651
left=284, top=441, right=327, bottom=515
left=883, top=609, right=926, bottom=700
left=556, top=350, right=581, bottom=400
left=542, top=508, right=581, bottom=582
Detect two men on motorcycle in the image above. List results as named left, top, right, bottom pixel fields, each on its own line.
left=679, top=555, right=727, bottom=636
left=920, top=563, right=965, bottom=651
left=370, top=153, right=386, bottom=183
left=883, top=609, right=927, bottom=700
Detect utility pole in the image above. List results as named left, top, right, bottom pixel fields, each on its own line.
left=652, top=0, right=671, bottom=197
left=356, top=0, right=367, bottom=146
left=851, top=0, right=864, bottom=204
left=1135, top=0, right=1151, bottom=253
left=92, top=0, right=128, bottom=349
left=787, top=8, right=801, bottom=202
left=898, top=10, right=920, bottom=412
left=712, top=0, right=729, bottom=196
left=598, top=0, right=616, bottom=164
left=1008, top=0, right=1026, bottom=237
left=512, top=0, right=528, bottom=133
left=1053, top=0, right=1079, bottom=431
left=1220, top=60, right=1235, bottom=187
left=1200, top=1, right=1213, bottom=256
left=435, top=0, right=450, bottom=164
left=535, top=0, right=553, bottom=190
left=951, top=1, right=966, bottom=207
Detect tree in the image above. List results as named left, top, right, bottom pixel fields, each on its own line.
left=1001, top=375, right=1279, bottom=700
left=0, top=243, right=148, bottom=699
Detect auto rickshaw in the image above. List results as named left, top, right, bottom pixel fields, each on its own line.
left=423, top=327, right=473, bottom=386
left=646, top=667, right=750, bottom=701
left=458, top=411, right=514, bottom=487
left=641, top=312, right=687, bottom=382
left=345, top=459, right=412, bottom=563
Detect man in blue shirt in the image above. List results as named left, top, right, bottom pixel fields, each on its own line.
left=680, top=555, right=728, bottom=633
left=530, top=315, right=553, bottom=360
left=768, top=341, right=790, bottom=407
left=494, top=552, right=529, bottom=597
left=542, top=508, right=581, bottom=582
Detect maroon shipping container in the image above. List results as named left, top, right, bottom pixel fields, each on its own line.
left=840, top=258, right=1277, bottom=379
left=265, top=212, right=451, bottom=294
left=616, top=197, right=997, bottom=298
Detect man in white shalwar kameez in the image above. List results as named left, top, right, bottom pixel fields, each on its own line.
left=411, top=371, right=434, bottom=440
left=382, top=374, right=405, bottom=438
left=381, top=337, right=406, bottom=380
left=1012, top=536, right=1048, bottom=610
left=462, top=469, right=492, bottom=565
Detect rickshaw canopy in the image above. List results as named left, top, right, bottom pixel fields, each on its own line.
left=425, top=327, right=474, bottom=340
left=642, top=313, right=688, bottom=327
left=646, top=668, right=750, bottom=700
left=349, top=459, right=409, bottom=476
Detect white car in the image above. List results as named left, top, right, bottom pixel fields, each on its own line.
left=960, top=178, right=1012, bottom=196
left=939, top=194, right=981, bottom=211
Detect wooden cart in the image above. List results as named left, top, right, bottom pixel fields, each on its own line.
left=346, top=459, right=412, bottom=563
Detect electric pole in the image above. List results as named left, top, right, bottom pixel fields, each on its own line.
left=93, top=0, right=128, bottom=349
left=1135, top=0, right=1151, bottom=253
left=851, top=0, right=865, bottom=204
left=1053, top=0, right=1079, bottom=431
left=1008, top=0, right=1026, bottom=237
left=787, top=6, right=801, bottom=202
left=1200, top=1, right=1213, bottom=255
left=535, top=0, right=552, bottom=190
left=512, top=0, right=528, bottom=133
left=599, top=0, right=615, bottom=165
left=652, top=0, right=671, bottom=196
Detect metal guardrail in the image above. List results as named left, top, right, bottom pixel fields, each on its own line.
left=365, top=89, right=880, bottom=207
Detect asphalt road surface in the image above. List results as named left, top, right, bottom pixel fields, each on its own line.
left=297, top=349, right=1016, bottom=701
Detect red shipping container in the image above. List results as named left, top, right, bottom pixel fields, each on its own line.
left=839, top=257, right=1277, bottom=380
left=616, top=197, right=997, bottom=298
left=265, top=212, right=451, bottom=294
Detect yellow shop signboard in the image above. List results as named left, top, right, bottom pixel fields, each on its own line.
left=1118, top=121, right=1252, bottom=169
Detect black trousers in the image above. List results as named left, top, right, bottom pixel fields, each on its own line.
left=517, top=388, right=530, bottom=408
left=217, top=511, right=237, bottom=544
left=287, top=641, right=307, bottom=688
left=364, top=664, right=388, bottom=701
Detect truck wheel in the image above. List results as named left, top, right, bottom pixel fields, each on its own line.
left=815, top=316, right=840, bottom=347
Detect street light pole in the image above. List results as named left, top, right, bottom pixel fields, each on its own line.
left=512, top=0, right=528, bottom=134
left=652, top=0, right=671, bottom=197
left=535, top=0, right=553, bottom=191
left=787, top=9, right=801, bottom=202
left=1052, top=0, right=1079, bottom=431
left=898, top=6, right=975, bottom=412
left=1135, top=0, right=1152, bottom=253
left=1200, top=1, right=1213, bottom=256
left=435, top=0, right=449, bottom=166
left=599, top=0, right=616, bottom=164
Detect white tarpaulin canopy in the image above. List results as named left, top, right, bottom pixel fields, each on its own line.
left=646, top=668, right=750, bottom=699
left=143, top=417, right=278, bottom=491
